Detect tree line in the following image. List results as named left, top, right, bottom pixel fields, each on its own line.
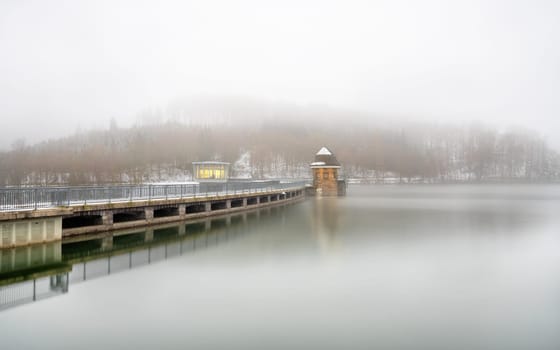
left=0, top=120, right=558, bottom=186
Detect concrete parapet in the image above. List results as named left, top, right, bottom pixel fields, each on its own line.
left=0, top=217, right=62, bottom=248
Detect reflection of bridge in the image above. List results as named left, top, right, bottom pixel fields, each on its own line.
left=0, top=180, right=307, bottom=248
left=0, top=240, right=70, bottom=311
left=0, top=204, right=289, bottom=312
left=0, top=271, right=69, bottom=311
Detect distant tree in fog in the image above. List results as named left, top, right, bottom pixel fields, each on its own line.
left=0, top=117, right=558, bottom=186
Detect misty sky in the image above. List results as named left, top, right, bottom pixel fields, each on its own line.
left=1, top=0, right=559, bottom=149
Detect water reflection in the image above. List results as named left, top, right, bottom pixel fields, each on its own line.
left=0, top=272, right=69, bottom=311
left=0, top=242, right=62, bottom=274
left=311, top=197, right=340, bottom=253
left=0, top=204, right=294, bottom=312
left=0, top=185, right=559, bottom=350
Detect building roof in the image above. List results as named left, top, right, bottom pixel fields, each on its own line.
left=311, top=147, right=341, bottom=168
left=310, top=161, right=326, bottom=166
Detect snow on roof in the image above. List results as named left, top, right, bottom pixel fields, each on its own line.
left=316, top=147, right=332, bottom=156
left=310, top=161, right=326, bottom=166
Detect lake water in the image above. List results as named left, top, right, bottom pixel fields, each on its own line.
left=0, top=184, right=559, bottom=350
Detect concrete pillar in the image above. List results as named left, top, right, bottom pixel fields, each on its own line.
left=53, top=217, right=62, bottom=241
left=0, top=223, right=14, bottom=248
left=145, top=208, right=154, bottom=222
left=226, top=200, right=231, bottom=209
left=29, top=221, right=42, bottom=244
left=27, top=221, right=32, bottom=244
left=11, top=223, right=15, bottom=247
left=243, top=198, right=248, bottom=207
left=102, top=211, right=114, bottom=225
left=205, top=202, right=211, bottom=212
left=256, top=197, right=260, bottom=205
left=42, top=220, right=47, bottom=241
left=178, top=204, right=186, bottom=218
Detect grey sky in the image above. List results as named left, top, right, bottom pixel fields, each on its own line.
left=1, top=0, right=559, bottom=149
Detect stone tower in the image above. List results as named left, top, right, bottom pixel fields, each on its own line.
left=310, top=147, right=344, bottom=196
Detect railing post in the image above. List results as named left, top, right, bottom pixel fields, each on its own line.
left=34, top=188, right=38, bottom=210
left=148, top=185, right=152, bottom=201
left=165, top=185, right=168, bottom=200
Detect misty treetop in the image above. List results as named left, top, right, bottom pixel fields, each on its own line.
left=0, top=121, right=558, bottom=186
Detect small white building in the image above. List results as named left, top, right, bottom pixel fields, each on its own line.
left=192, top=161, right=230, bottom=182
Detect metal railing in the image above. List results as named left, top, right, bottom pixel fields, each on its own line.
left=0, top=181, right=308, bottom=212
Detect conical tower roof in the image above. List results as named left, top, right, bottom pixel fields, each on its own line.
left=310, top=147, right=340, bottom=168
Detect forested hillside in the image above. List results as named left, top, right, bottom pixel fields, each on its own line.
left=1, top=117, right=558, bottom=186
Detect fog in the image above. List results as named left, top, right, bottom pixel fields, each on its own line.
left=1, top=0, right=559, bottom=149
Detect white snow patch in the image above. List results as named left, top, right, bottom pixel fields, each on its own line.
left=232, top=151, right=253, bottom=179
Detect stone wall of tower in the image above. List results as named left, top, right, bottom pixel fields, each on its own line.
left=313, top=168, right=339, bottom=196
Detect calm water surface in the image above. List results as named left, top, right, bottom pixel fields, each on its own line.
left=0, top=184, right=559, bottom=350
